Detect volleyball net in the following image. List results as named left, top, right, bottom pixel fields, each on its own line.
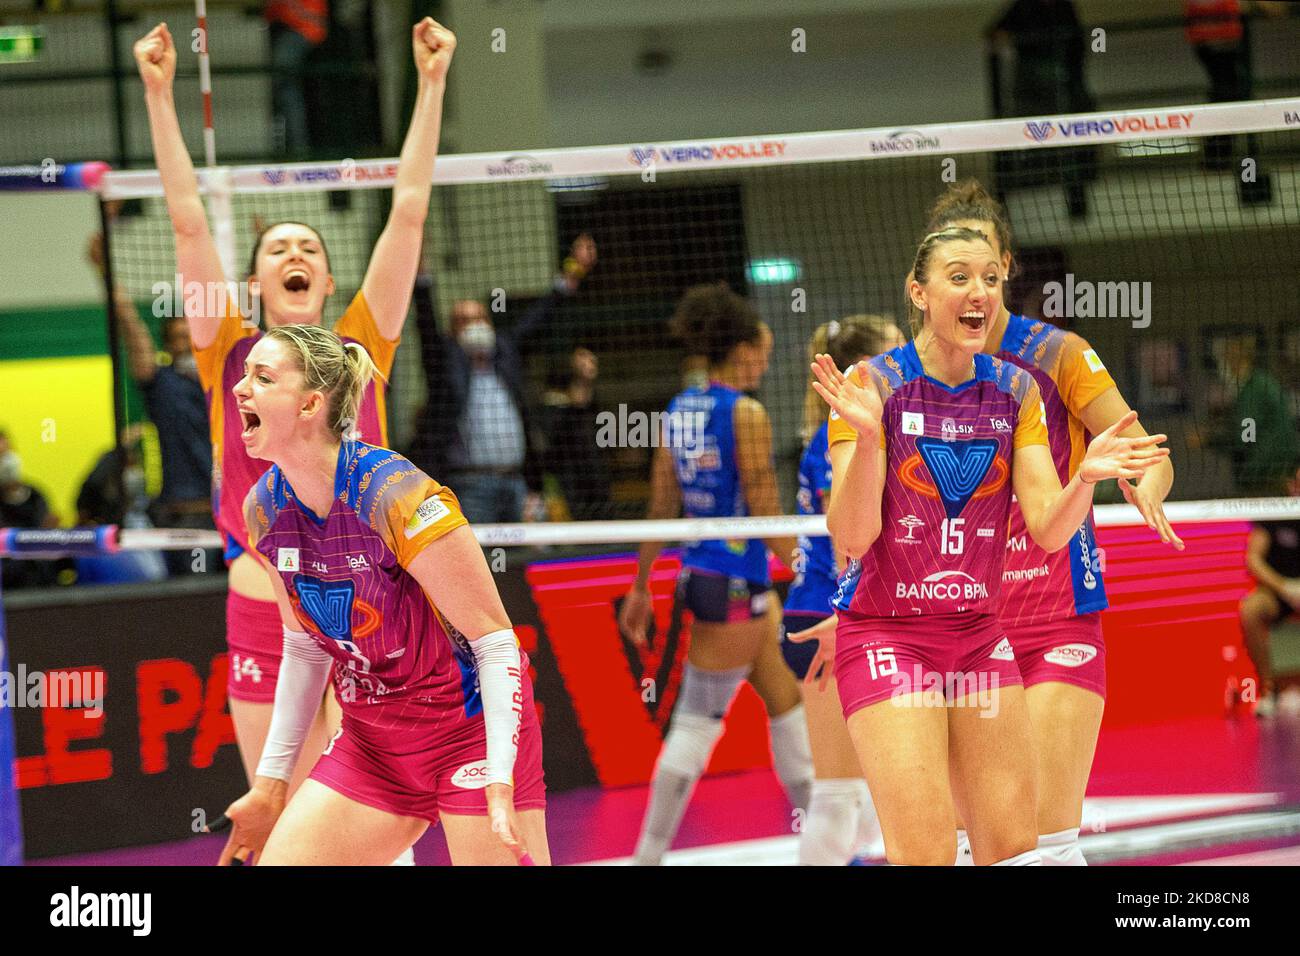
left=90, top=97, right=1300, bottom=527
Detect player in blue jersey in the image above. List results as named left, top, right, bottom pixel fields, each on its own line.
left=619, top=283, right=812, bottom=865
left=785, top=315, right=905, bottom=865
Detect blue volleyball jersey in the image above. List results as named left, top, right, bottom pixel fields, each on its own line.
left=665, top=382, right=770, bottom=585
left=785, top=422, right=837, bottom=615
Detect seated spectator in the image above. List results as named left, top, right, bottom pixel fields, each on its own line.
left=407, top=233, right=597, bottom=523
left=1239, top=467, right=1300, bottom=717
left=74, top=427, right=167, bottom=585
left=0, top=430, right=61, bottom=590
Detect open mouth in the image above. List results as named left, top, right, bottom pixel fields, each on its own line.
left=958, top=310, right=986, bottom=332
left=240, top=408, right=262, bottom=440
left=283, top=268, right=311, bottom=293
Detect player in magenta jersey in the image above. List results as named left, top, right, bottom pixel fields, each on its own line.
left=784, top=315, right=905, bottom=865
left=925, top=181, right=1183, bottom=865
left=810, top=226, right=1170, bottom=865
left=619, top=283, right=812, bottom=865
left=215, top=325, right=546, bottom=865
left=134, top=19, right=455, bottom=830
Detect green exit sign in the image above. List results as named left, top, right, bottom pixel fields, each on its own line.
left=0, top=26, right=44, bottom=64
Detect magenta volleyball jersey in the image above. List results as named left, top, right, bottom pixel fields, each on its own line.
left=244, top=441, right=494, bottom=735
left=195, top=291, right=398, bottom=561
left=830, top=341, right=1048, bottom=618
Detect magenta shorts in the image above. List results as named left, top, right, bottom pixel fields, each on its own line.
left=1008, top=612, right=1106, bottom=700
left=309, top=666, right=547, bottom=824
left=225, top=590, right=283, bottom=704
left=835, top=612, right=1024, bottom=719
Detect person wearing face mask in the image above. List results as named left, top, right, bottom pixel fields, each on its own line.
left=89, top=228, right=213, bottom=566
left=73, top=427, right=169, bottom=585
left=408, top=233, right=597, bottom=524
left=0, top=432, right=62, bottom=591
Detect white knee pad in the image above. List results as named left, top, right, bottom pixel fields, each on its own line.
left=768, top=703, right=813, bottom=808
left=656, top=711, right=726, bottom=778
left=799, top=778, right=861, bottom=866
left=991, top=848, right=1042, bottom=866
left=679, top=663, right=749, bottom=720
left=1037, top=827, right=1087, bottom=866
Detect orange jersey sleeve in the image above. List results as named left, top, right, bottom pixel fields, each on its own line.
left=1055, top=333, right=1117, bottom=418
left=194, top=296, right=257, bottom=393
left=375, top=475, right=469, bottom=569
left=1014, top=375, right=1050, bottom=449
left=334, top=290, right=399, bottom=378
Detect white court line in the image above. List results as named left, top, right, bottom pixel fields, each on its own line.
left=588, top=793, right=1288, bottom=866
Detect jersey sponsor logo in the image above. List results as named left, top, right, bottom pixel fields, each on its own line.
left=895, top=569, right=989, bottom=602
left=989, top=637, right=1015, bottom=661
left=309, top=560, right=328, bottom=573
left=1082, top=348, right=1106, bottom=373
left=1007, top=534, right=1027, bottom=551
left=1043, top=643, right=1098, bottom=667
left=1003, top=563, right=1050, bottom=583
left=941, top=420, right=975, bottom=438
left=346, top=553, right=371, bottom=572
left=901, top=411, right=925, bottom=436
left=990, top=417, right=1012, bottom=432
left=405, top=494, right=452, bottom=539
left=896, top=514, right=925, bottom=543
left=976, top=527, right=996, bottom=538
left=1078, top=523, right=1098, bottom=590
left=277, top=547, right=299, bottom=571
left=915, top=437, right=1001, bottom=520
left=450, top=759, right=493, bottom=789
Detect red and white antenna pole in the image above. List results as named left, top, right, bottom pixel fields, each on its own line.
left=194, top=0, right=238, bottom=289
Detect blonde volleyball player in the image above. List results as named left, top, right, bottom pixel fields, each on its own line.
left=811, top=227, right=1169, bottom=865
left=619, top=283, right=813, bottom=865
left=133, top=19, right=454, bottom=850
left=925, top=181, right=1183, bottom=864
left=217, top=326, right=547, bottom=865
left=784, top=316, right=906, bottom=866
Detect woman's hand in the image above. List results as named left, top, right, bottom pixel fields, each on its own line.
left=810, top=355, right=882, bottom=441
left=412, top=17, right=456, bottom=85
left=787, top=614, right=838, bottom=692
left=486, top=783, right=533, bottom=865
left=214, top=778, right=286, bottom=866
left=133, top=23, right=177, bottom=95
left=618, top=586, right=653, bottom=647
left=1079, top=410, right=1170, bottom=486
left=1117, top=477, right=1184, bottom=550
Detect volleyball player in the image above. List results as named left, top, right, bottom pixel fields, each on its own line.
left=811, top=226, right=1169, bottom=865
left=132, top=19, right=453, bottom=850
left=783, top=316, right=905, bottom=865
left=618, top=283, right=813, bottom=865
left=925, top=181, right=1183, bottom=864
left=216, top=325, right=547, bottom=865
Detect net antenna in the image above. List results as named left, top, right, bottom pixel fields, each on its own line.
left=194, top=0, right=238, bottom=286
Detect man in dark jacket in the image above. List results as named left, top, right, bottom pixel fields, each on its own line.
left=409, top=234, right=596, bottom=523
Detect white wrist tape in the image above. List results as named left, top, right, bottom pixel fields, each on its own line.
left=255, top=626, right=333, bottom=782
left=468, top=628, right=524, bottom=787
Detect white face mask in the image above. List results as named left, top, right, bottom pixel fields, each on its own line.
left=0, top=451, right=20, bottom=485
left=174, top=352, right=199, bottom=380
left=458, top=322, right=496, bottom=356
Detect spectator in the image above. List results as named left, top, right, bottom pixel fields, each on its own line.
left=408, top=234, right=597, bottom=523
left=264, top=0, right=328, bottom=156
left=1184, top=1, right=1287, bottom=169
left=990, top=0, right=1096, bottom=216
left=1239, top=467, right=1300, bottom=718
left=542, top=346, right=611, bottom=520
left=89, top=231, right=215, bottom=576
left=0, top=430, right=61, bottom=591
left=73, top=427, right=167, bottom=585
left=1202, top=332, right=1300, bottom=494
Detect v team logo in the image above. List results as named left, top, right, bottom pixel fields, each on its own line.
left=914, top=437, right=1002, bottom=520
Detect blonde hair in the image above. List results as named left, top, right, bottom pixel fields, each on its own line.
left=801, top=314, right=898, bottom=441
left=905, top=226, right=992, bottom=336
left=263, top=324, right=384, bottom=440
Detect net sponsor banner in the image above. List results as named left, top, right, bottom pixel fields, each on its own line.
left=101, top=97, right=1300, bottom=198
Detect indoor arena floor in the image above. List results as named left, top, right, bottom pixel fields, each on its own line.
left=32, top=714, right=1300, bottom=867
